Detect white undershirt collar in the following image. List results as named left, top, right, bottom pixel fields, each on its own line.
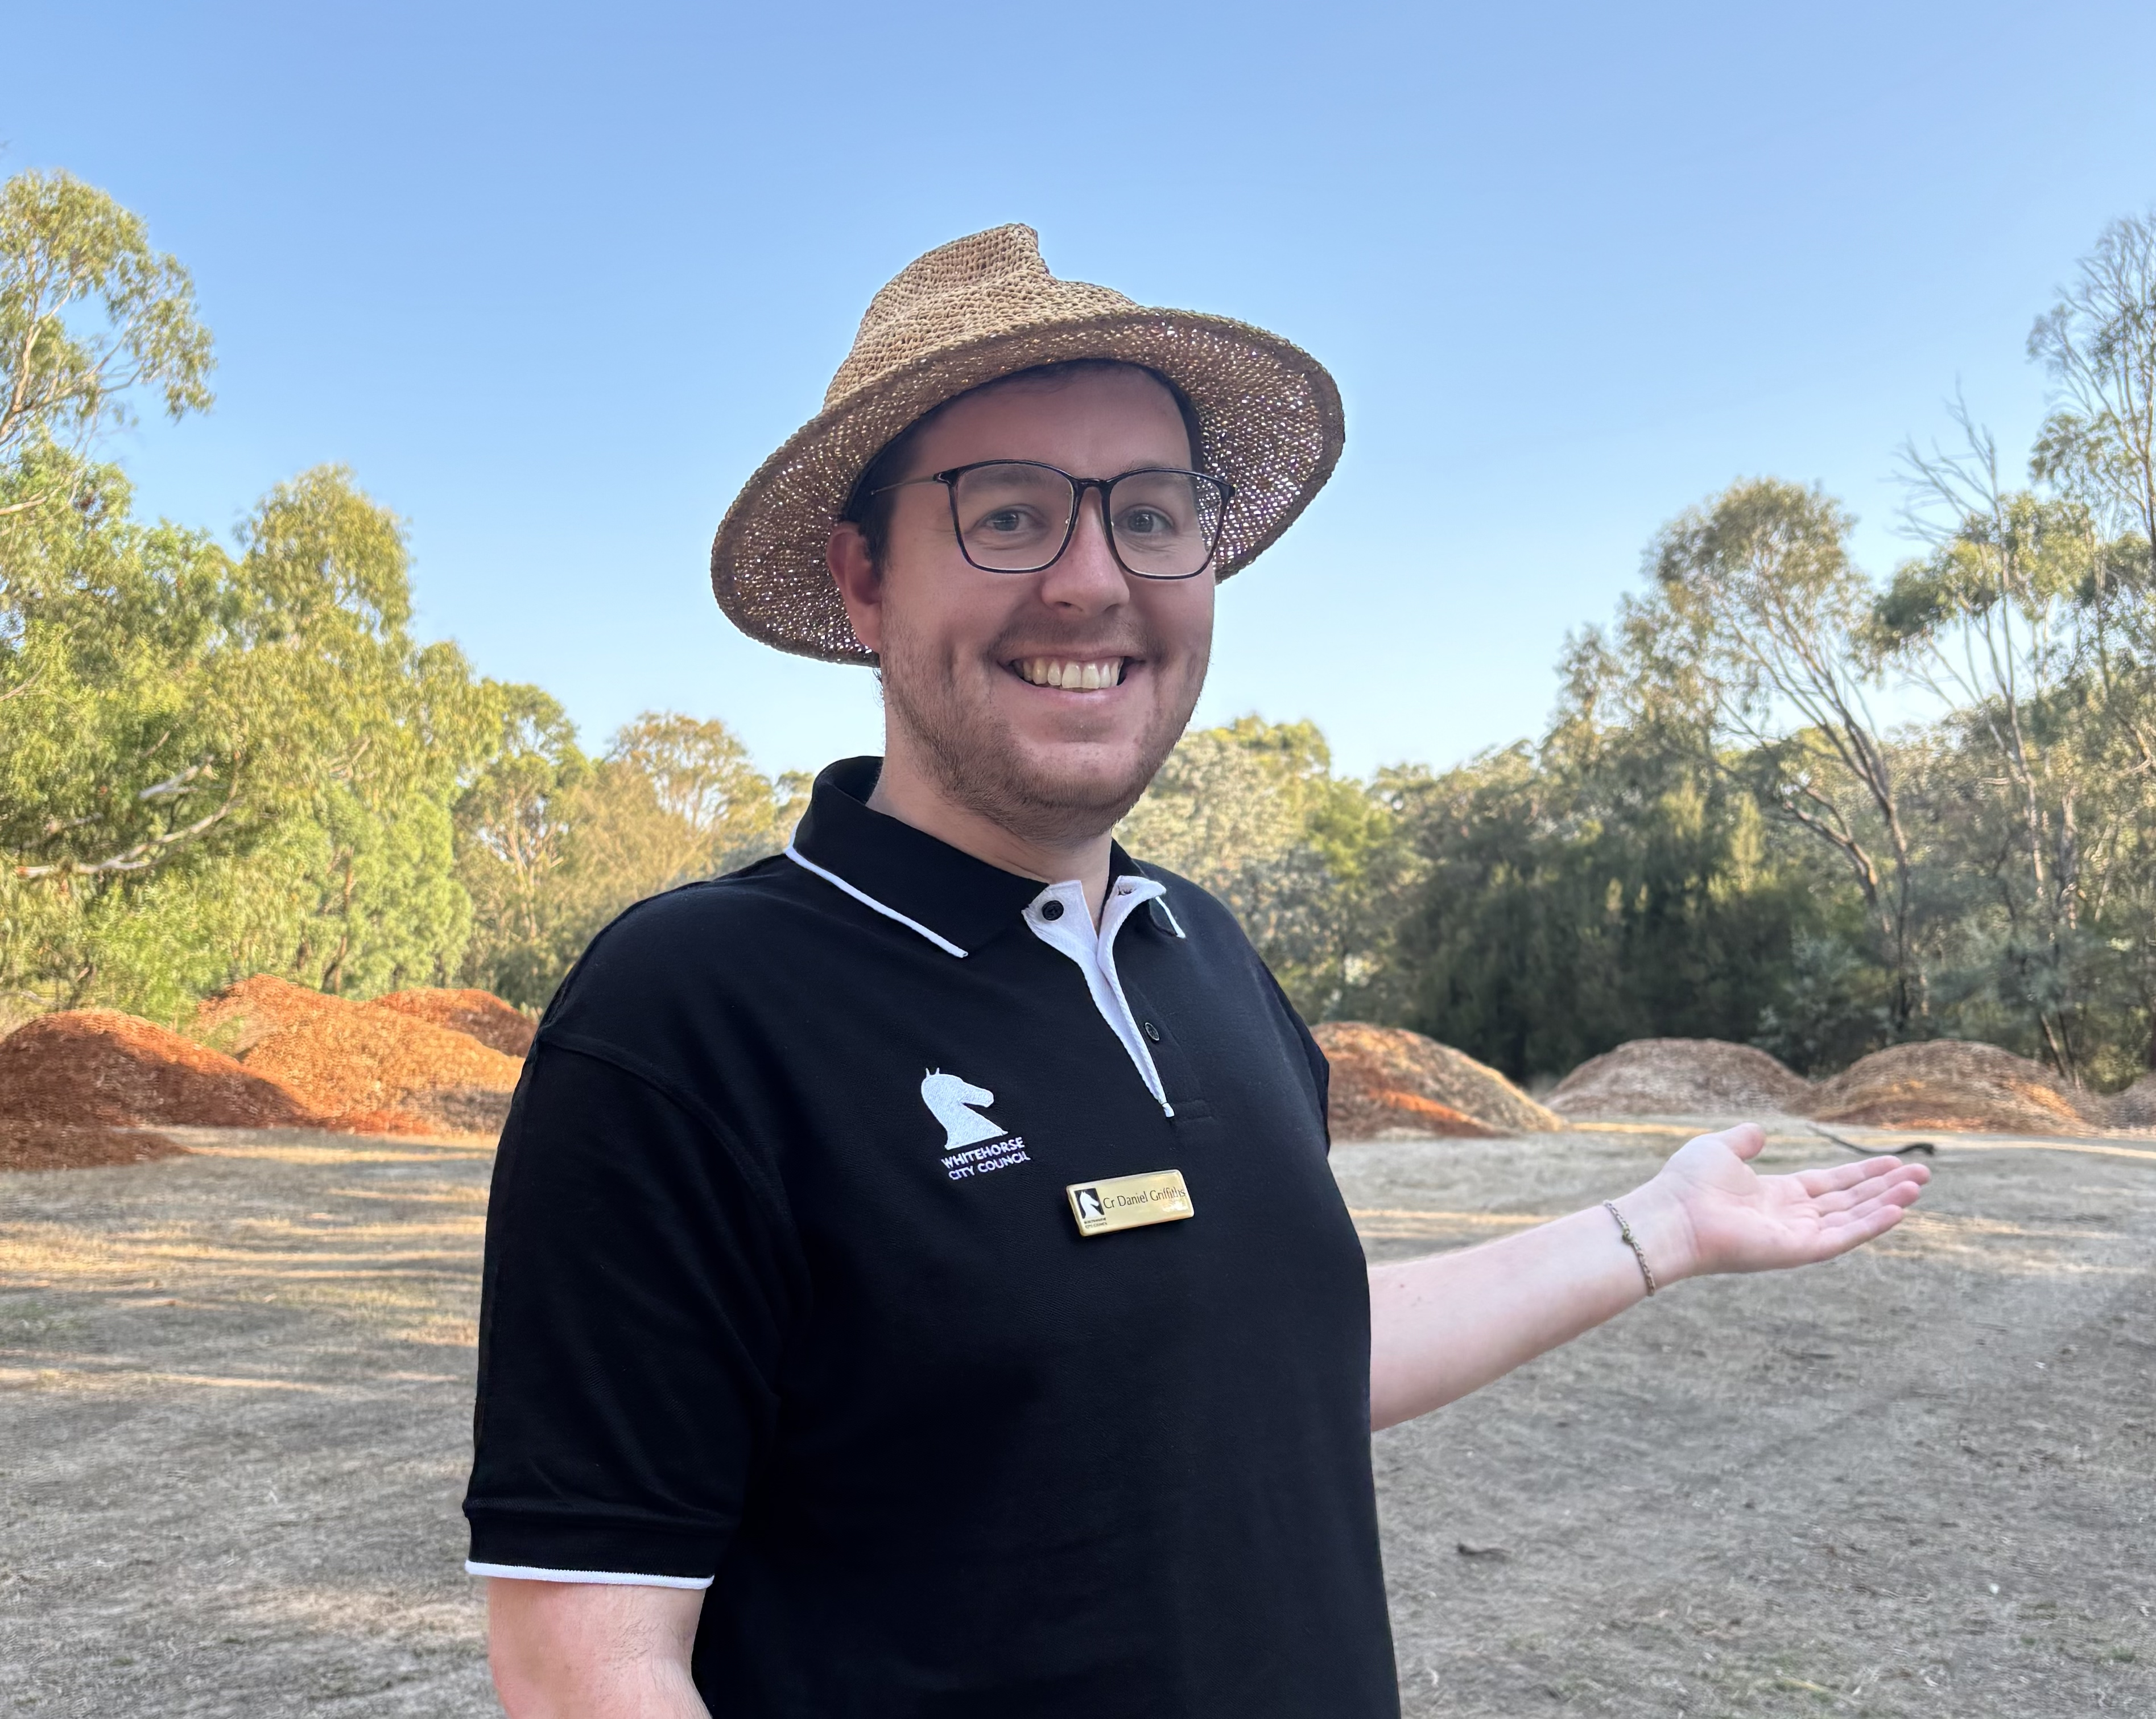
left=1022, top=875, right=1175, bottom=1116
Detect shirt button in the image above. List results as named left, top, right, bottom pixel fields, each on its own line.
left=1142, top=1020, right=1163, bottom=1043
left=1039, top=899, right=1065, bottom=921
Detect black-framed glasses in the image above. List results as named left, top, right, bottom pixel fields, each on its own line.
left=869, top=460, right=1234, bottom=581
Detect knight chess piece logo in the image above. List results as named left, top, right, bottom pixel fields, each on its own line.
left=920, top=1069, right=1005, bottom=1149
left=921, top=1069, right=1030, bottom=1181
left=1073, top=1186, right=1104, bottom=1222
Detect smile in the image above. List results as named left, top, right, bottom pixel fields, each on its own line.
left=1010, top=657, right=1129, bottom=691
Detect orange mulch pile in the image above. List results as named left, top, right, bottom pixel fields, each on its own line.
left=374, top=987, right=535, bottom=1058
left=188, top=972, right=351, bottom=1056
left=3, top=979, right=536, bottom=1172
left=0, top=1121, right=187, bottom=1173
left=0, top=1010, right=324, bottom=1130
left=0, top=1009, right=328, bottom=1172
left=1806, top=1041, right=2096, bottom=1135
left=1548, top=1038, right=1812, bottom=1120
left=1313, top=1022, right=1563, bottom=1140
left=241, top=1006, right=526, bottom=1138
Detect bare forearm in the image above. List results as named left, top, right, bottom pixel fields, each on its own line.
left=488, top=1579, right=709, bottom=1719
left=1365, top=1124, right=1929, bottom=1431
left=1368, top=1188, right=1684, bottom=1431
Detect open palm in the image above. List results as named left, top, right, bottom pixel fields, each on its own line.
left=1653, top=1124, right=1930, bottom=1280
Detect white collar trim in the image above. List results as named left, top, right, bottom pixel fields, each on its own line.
left=783, top=845, right=970, bottom=959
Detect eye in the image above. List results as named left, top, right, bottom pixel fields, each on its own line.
left=969, top=503, right=1056, bottom=539
left=1118, top=505, right=1176, bottom=537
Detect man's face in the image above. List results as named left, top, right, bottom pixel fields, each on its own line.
left=829, top=366, right=1215, bottom=846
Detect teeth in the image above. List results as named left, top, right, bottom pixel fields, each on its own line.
left=1017, top=658, right=1124, bottom=690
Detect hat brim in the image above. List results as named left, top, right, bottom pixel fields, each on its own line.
left=709, top=308, right=1345, bottom=665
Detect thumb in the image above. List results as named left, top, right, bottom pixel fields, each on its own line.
left=1716, top=1122, right=1766, bottom=1161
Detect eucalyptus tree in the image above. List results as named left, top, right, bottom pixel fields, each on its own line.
left=455, top=687, right=593, bottom=1007
left=0, top=168, right=508, bottom=1016
left=1869, top=215, right=2156, bottom=1079
left=0, top=168, right=213, bottom=487
left=2029, top=211, right=2156, bottom=592
left=1118, top=718, right=1420, bottom=1023
left=1643, top=479, right=1927, bottom=1031
left=456, top=708, right=808, bottom=1010
left=2025, top=213, right=2156, bottom=1071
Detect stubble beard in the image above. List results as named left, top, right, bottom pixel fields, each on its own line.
left=877, top=607, right=1207, bottom=848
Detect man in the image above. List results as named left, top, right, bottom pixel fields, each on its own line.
left=465, top=226, right=1928, bottom=1717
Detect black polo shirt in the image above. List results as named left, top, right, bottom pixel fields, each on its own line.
left=463, top=756, right=1399, bottom=1717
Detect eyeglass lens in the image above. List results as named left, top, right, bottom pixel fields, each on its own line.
left=949, top=463, right=1227, bottom=578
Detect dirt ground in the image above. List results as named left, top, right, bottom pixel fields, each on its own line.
left=2, top=1122, right=2151, bottom=1717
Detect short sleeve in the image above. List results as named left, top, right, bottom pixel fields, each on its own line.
left=1262, top=968, right=1332, bottom=1149
left=462, top=1039, right=804, bottom=1584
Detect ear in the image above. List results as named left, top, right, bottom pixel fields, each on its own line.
left=828, top=522, right=885, bottom=655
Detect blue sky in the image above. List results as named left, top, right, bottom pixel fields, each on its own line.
left=10, top=1, right=2156, bottom=779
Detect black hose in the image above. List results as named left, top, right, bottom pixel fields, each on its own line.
left=1804, top=1120, right=1936, bottom=1157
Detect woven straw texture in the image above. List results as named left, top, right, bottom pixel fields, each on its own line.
left=711, top=224, right=1345, bottom=664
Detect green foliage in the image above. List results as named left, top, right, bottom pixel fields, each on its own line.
left=0, top=168, right=214, bottom=467
left=0, top=455, right=503, bottom=1014
left=457, top=708, right=803, bottom=1009
left=1118, top=717, right=1421, bottom=1022
left=1379, top=715, right=1841, bottom=1082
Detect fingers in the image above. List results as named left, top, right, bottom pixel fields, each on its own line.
left=1811, top=1181, right=1926, bottom=1254
left=1802, top=1159, right=1931, bottom=1214
left=1819, top=1177, right=1926, bottom=1228
left=1815, top=1204, right=1907, bottom=1258
left=1792, top=1155, right=1923, bottom=1198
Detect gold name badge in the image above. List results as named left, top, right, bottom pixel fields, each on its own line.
left=1066, top=1169, right=1193, bottom=1237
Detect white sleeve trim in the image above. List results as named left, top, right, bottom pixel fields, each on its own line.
left=784, top=845, right=970, bottom=958
left=466, top=1560, right=713, bottom=1590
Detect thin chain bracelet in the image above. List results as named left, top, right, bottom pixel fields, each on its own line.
left=1603, top=1200, right=1658, bottom=1296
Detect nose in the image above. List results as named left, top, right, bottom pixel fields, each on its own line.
left=1034, top=482, right=1130, bottom=616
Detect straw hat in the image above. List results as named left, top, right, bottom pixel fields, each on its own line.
left=709, top=224, right=1344, bottom=664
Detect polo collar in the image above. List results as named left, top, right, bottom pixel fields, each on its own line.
left=787, top=757, right=1153, bottom=958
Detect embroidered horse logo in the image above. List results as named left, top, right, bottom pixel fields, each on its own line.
left=921, top=1069, right=1006, bottom=1150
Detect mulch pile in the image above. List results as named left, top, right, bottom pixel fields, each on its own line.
left=243, top=1006, right=525, bottom=1137
left=1806, top=1041, right=2095, bottom=1134
left=187, top=972, right=345, bottom=1056
left=0, top=1121, right=189, bottom=1173
left=1547, top=1039, right=1814, bottom=1119
left=2108, top=1073, right=2156, bottom=1129
left=2, top=980, right=535, bottom=1172
left=0, top=1010, right=317, bottom=1173
left=373, top=988, right=536, bottom=1058
left=1546, top=1033, right=2156, bottom=1136
left=1314, top=1022, right=1563, bottom=1140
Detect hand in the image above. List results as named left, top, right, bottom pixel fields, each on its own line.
left=1629, top=1123, right=1930, bottom=1285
